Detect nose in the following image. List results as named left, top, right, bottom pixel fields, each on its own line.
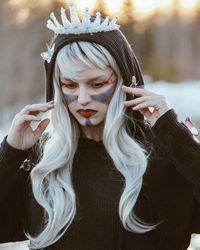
left=77, top=86, right=91, bottom=105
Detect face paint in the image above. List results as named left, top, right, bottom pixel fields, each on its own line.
left=77, top=109, right=97, bottom=118
left=62, top=80, right=115, bottom=105
left=63, top=93, right=78, bottom=105
left=60, top=67, right=117, bottom=129
left=86, top=117, right=92, bottom=126
left=76, top=109, right=97, bottom=126
left=91, top=84, right=115, bottom=104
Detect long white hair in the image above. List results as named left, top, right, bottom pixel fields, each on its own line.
left=28, top=41, right=155, bottom=249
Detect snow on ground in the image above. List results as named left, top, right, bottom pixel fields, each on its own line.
left=145, top=80, right=200, bottom=122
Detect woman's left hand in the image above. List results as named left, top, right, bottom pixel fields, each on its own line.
left=122, top=86, right=170, bottom=126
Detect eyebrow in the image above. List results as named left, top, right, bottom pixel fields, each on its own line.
left=60, top=75, right=109, bottom=83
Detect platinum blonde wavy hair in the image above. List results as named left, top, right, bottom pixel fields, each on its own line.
left=28, top=41, right=155, bottom=249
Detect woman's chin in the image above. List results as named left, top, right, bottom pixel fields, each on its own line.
left=77, top=117, right=104, bottom=127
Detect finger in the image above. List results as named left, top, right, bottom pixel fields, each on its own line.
left=124, top=96, right=151, bottom=107
left=17, top=115, right=41, bottom=126
left=30, top=107, right=54, bottom=116
left=34, top=119, right=50, bottom=138
left=138, top=108, right=157, bottom=126
left=132, top=101, right=153, bottom=110
left=122, top=86, right=156, bottom=96
left=138, top=108, right=152, bottom=119
left=20, top=103, right=55, bottom=115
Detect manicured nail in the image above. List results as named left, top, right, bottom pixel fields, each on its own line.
left=130, top=76, right=136, bottom=88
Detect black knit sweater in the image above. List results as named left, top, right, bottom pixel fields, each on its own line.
left=0, top=109, right=200, bottom=250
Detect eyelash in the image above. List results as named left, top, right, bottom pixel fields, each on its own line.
left=61, top=83, right=77, bottom=89
left=91, top=82, right=107, bottom=88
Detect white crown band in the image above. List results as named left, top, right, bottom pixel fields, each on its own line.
left=46, top=2, right=120, bottom=35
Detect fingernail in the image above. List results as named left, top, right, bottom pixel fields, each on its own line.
left=47, top=103, right=54, bottom=107
left=130, top=83, right=135, bottom=88
left=131, top=76, right=136, bottom=88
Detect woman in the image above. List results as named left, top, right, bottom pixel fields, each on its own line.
left=0, top=3, right=200, bottom=250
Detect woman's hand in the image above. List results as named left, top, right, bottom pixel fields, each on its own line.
left=7, top=101, right=54, bottom=150
left=122, top=86, right=170, bottom=126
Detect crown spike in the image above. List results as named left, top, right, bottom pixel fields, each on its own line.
left=82, top=7, right=90, bottom=24
left=110, top=16, right=118, bottom=26
left=61, top=7, right=71, bottom=26
left=69, top=2, right=80, bottom=24
left=46, top=19, right=57, bottom=32
left=94, top=12, right=101, bottom=25
left=102, top=16, right=109, bottom=26
left=50, top=12, right=62, bottom=28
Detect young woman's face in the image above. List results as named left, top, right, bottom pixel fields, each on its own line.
left=59, top=66, right=117, bottom=127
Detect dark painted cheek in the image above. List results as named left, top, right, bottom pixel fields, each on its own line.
left=63, top=93, right=78, bottom=105
left=91, top=84, right=115, bottom=104
left=63, top=84, right=115, bottom=105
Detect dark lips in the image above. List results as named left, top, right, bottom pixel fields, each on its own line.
left=77, top=109, right=97, bottom=118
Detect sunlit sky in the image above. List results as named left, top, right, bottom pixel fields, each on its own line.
left=9, top=0, right=200, bottom=23
left=76, top=0, right=198, bottom=14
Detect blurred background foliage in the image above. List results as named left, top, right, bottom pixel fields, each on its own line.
left=0, top=2, right=200, bottom=247
left=0, top=0, right=200, bottom=122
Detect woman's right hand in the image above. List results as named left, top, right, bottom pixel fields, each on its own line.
left=6, top=101, right=55, bottom=150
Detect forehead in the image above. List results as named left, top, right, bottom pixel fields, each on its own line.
left=60, top=65, right=113, bottom=81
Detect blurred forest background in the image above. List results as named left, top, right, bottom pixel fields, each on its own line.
left=0, top=0, right=200, bottom=134
left=0, top=0, right=200, bottom=248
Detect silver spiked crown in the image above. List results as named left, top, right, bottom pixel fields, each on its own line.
left=46, top=2, right=119, bottom=35
left=41, top=2, right=120, bottom=62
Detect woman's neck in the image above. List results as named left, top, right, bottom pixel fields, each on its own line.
left=81, top=122, right=104, bottom=142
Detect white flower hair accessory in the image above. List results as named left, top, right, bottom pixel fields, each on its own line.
left=46, top=2, right=119, bottom=35
left=40, top=43, right=55, bottom=63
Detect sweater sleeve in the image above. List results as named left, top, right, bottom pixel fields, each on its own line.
left=151, top=109, right=200, bottom=233
left=151, top=109, right=200, bottom=188
left=0, top=136, right=32, bottom=243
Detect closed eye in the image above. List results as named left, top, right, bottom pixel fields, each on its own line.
left=91, top=82, right=107, bottom=88
left=61, top=82, right=78, bottom=89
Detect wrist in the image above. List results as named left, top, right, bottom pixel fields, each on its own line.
left=6, top=135, right=22, bottom=150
